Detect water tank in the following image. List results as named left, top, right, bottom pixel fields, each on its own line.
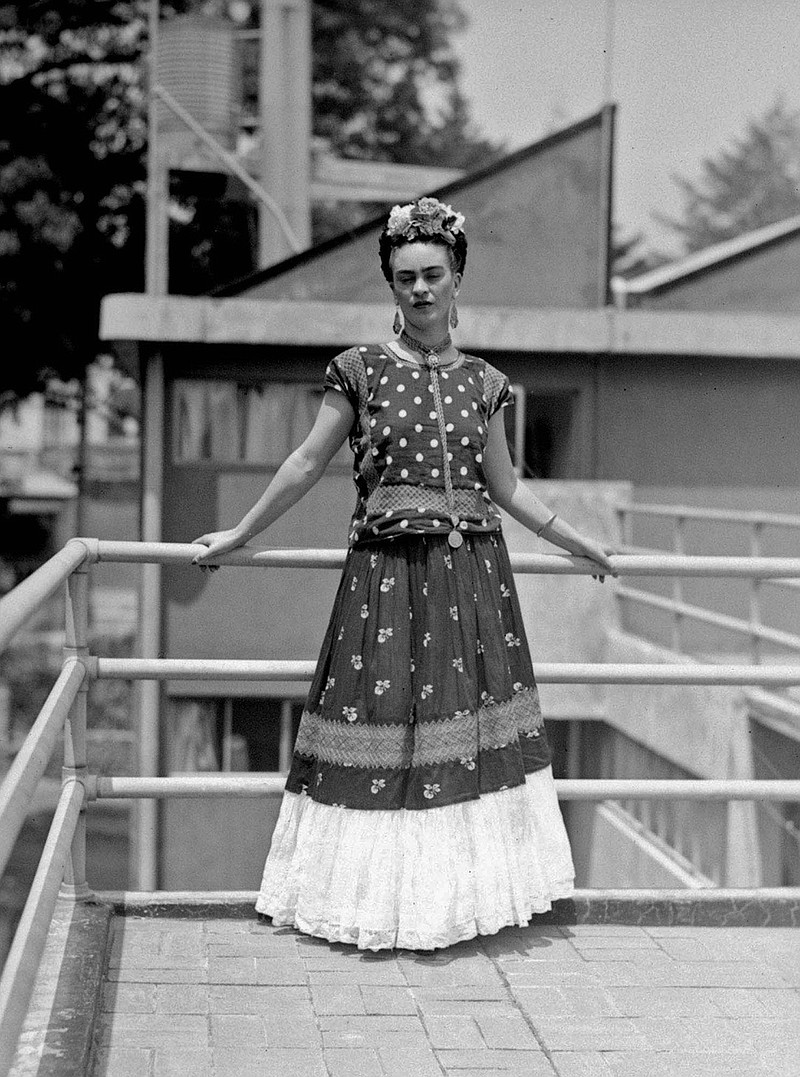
left=156, top=14, right=237, bottom=143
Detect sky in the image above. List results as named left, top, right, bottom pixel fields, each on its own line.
left=452, top=0, right=800, bottom=255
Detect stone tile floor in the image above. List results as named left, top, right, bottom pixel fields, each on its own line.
left=89, top=915, right=800, bottom=1077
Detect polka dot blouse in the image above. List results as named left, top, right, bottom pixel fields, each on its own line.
left=324, top=344, right=513, bottom=545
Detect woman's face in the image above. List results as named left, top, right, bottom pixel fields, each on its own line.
left=390, top=241, right=461, bottom=334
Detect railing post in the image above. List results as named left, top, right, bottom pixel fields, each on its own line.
left=671, top=515, right=685, bottom=653
left=61, top=565, right=92, bottom=900
left=135, top=351, right=165, bottom=891
left=616, top=505, right=632, bottom=549
left=749, top=522, right=763, bottom=665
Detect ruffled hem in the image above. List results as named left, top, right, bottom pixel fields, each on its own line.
left=255, top=766, right=574, bottom=951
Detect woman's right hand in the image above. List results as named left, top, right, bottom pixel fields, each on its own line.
left=575, top=536, right=618, bottom=583
left=191, top=528, right=248, bottom=570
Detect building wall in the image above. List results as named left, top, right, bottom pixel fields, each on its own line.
left=590, top=352, right=800, bottom=655
left=595, top=354, right=800, bottom=488
left=152, top=339, right=797, bottom=888
left=159, top=345, right=800, bottom=671
left=161, top=353, right=356, bottom=692
left=244, top=114, right=612, bottom=310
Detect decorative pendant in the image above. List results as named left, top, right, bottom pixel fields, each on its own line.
left=448, top=530, right=464, bottom=549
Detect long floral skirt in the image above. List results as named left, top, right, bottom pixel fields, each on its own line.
left=256, top=532, right=574, bottom=949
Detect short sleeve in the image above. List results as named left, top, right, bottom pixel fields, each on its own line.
left=323, top=347, right=365, bottom=413
left=483, top=362, right=513, bottom=419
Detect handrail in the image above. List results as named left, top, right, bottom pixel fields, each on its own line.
left=0, top=659, right=86, bottom=881
left=0, top=539, right=91, bottom=652
left=4, top=534, right=800, bottom=1071
left=616, top=585, right=800, bottom=653
left=89, top=539, right=800, bottom=577
left=745, top=687, right=800, bottom=725
left=616, top=501, right=800, bottom=689
left=618, top=503, right=800, bottom=528
left=93, top=656, right=800, bottom=686
left=93, top=774, right=800, bottom=802
left=763, top=577, right=800, bottom=592
left=96, top=540, right=348, bottom=569
left=0, top=779, right=84, bottom=1076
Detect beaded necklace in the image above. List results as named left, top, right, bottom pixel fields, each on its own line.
left=399, top=327, right=453, bottom=363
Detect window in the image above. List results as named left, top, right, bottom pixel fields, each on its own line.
left=219, top=697, right=304, bottom=773
left=172, top=380, right=350, bottom=467
left=505, top=388, right=580, bottom=479
left=168, top=696, right=303, bottom=774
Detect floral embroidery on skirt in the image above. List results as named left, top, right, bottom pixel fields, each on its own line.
left=285, top=533, right=551, bottom=811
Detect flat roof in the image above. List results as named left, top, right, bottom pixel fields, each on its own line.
left=17, top=891, right=800, bottom=1077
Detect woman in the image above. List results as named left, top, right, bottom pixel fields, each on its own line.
left=192, top=197, right=615, bottom=951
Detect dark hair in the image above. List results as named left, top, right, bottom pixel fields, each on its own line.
left=379, top=230, right=468, bottom=283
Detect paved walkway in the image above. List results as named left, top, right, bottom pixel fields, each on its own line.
left=91, top=914, right=800, bottom=1077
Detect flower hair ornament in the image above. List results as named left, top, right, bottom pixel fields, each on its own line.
left=385, top=197, right=466, bottom=246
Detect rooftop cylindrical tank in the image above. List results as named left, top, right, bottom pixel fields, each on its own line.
left=156, top=14, right=237, bottom=142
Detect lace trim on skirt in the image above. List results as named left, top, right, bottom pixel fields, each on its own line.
left=256, top=767, right=575, bottom=951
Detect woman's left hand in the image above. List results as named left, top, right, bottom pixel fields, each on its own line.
left=576, top=537, right=618, bottom=583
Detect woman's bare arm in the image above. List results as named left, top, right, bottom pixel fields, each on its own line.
left=192, top=391, right=355, bottom=563
left=483, top=411, right=616, bottom=576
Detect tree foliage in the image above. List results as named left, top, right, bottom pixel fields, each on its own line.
left=311, top=0, right=496, bottom=170
left=660, top=97, right=800, bottom=254
left=0, top=0, right=498, bottom=400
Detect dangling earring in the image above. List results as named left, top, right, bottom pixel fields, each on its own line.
left=393, top=307, right=402, bottom=335
left=449, top=303, right=459, bottom=329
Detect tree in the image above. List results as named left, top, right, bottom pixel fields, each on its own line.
left=659, top=96, right=800, bottom=254
left=0, top=1, right=188, bottom=399
left=0, top=0, right=499, bottom=400
left=311, top=0, right=498, bottom=170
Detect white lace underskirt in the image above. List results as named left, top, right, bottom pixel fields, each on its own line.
left=255, top=766, right=575, bottom=951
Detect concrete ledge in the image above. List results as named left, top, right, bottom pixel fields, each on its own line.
left=95, top=888, right=800, bottom=927
left=13, top=897, right=113, bottom=1077
left=544, top=889, right=800, bottom=927
left=97, top=890, right=260, bottom=919
left=99, top=295, right=800, bottom=359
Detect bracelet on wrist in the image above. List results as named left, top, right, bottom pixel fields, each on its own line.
left=535, top=513, right=558, bottom=537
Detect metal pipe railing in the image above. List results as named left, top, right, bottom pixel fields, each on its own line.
left=62, top=567, right=91, bottom=898
left=91, top=540, right=800, bottom=577
left=0, top=779, right=84, bottom=1076
left=745, top=687, right=800, bottom=724
left=4, top=532, right=800, bottom=1073
left=616, top=585, right=800, bottom=653
left=93, top=656, right=800, bottom=686
left=616, top=503, right=800, bottom=744
left=618, top=503, right=800, bottom=528
left=600, top=555, right=800, bottom=578
left=0, top=539, right=91, bottom=652
left=92, top=774, right=800, bottom=802
left=763, top=577, right=800, bottom=591
left=749, top=522, right=763, bottom=665
left=3, top=531, right=800, bottom=1077
left=96, top=540, right=348, bottom=569
left=0, top=659, right=86, bottom=881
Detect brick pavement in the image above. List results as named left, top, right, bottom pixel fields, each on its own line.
left=85, top=914, right=800, bottom=1077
